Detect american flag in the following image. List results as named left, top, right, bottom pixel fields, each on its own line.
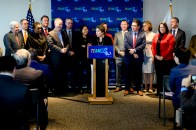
left=26, top=6, right=34, bottom=32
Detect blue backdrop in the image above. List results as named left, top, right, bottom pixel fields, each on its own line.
left=51, top=0, right=143, bottom=85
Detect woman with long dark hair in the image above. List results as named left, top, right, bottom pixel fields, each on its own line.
left=152, top=22, right=175, bottom=95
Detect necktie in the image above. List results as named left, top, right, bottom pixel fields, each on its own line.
left=15, top=34, right=20, bottom=47
left=44, top=29, right=48, bottom=36
left=172, top=30, right=175, bottom=37
left=23, top=31, right=27, bottom=44
left=133, top=32, right=137, bottom=48
left=68, top=30, right=72, bottom=43
left=122, top=31, right=125, bottom=39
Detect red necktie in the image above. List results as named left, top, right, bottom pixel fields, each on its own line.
left=44, top=29, right=48, bottom=36
left=133, top=33, right=137, bottom=48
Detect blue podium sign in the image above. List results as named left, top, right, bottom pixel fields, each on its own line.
left=88, top=46, right=114, bottom=59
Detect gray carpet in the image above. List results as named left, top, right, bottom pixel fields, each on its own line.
left=34, top=90, right=175, bottom=130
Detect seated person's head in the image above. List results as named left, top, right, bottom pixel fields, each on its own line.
left=0, top=56, right=16, bottom=73
left=174, top=47, right=190, bottom=65
left=13, top=49, right=31, bottom=69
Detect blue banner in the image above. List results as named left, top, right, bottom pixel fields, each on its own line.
left=51, top=0, right=143, bottom=35
left=51, top=0, right=143, bottom=85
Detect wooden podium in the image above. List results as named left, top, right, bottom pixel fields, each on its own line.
left=87, top=46, right=114, bottom=104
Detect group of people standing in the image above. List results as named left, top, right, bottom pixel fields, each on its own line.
left=114, top=17, right=195, bottom=98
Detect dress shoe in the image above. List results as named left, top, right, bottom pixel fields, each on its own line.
left=148, top=89, right=153, bottom=93
left=124, top=90, right=129, bottom=96
left=130, top=88, right=135, bottom=93
left=114, top=87, right=122, bottom=92
left=138, top=91, right=143, bottom=96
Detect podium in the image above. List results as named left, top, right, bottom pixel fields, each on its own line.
left=87, top=46, right=114, bottom=104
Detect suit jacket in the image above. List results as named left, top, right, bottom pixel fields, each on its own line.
left=47, top=29, right=70, bottom=65
left=152, top=33, right=175, bottom=60
left=114, top=31, right=127, bottom=57
left=170, top=28, right=186, bottom=49
left=64, top=29, right=78, bottom=52
left=169, top=64, right=196, bottom=108
left=180, top=90, right=196, bottom=130
left=0, top=74, right=29, bottom=130
left=189, top=35, right=196, bottom=59
left=124, top=31, right=146, bottom=62
left=41, top=27, right=53, bottom=37
left=14, top=66, right=47, bottom=99
left=3, top=31, right=25, bottom=56
left=19, top=30, right=33, bottom=50
left=29, top=31, right=48, bottom=56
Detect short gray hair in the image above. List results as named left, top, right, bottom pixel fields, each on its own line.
left=9, top=21, right=18, bottom=29
left=13, top=49, right=31, bottom=66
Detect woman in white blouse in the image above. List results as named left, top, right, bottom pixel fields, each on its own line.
left=142, top=21, right=155, bottom=93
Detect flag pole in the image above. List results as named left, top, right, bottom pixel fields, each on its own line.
left=170, top=0, right=173, bottom=17
left=29, top=0, right=32, bottom=11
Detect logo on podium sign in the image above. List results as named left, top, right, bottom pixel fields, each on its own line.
left=88, top=46, right=114, bottom=59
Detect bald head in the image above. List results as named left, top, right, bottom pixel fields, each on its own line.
left=54, top=18, right=63, bottom=32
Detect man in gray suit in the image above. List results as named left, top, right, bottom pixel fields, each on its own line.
left=3, top=21, right=25, bottom=56
left=114, top=20, right=129, bottom=92
left=46, top=18, right=70, bottom=94
left=170, top=17, right=186, bottom=49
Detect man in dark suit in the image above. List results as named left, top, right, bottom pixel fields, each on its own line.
left=170, top=17, right=186, bottom=49
left=40, top=15, right=53, bottom=37
left=180, top=75, right=196, bottom=130
left=3, top=21, right=25, bottom=56
left=46, top=18, right=70, bottom=94
left=40, top=15, right=53, bottom=65
left=0, top=56, right=30, bottom=130
left=64, top=18, right=80, bottom=92
left=19, top=19, right=33, bottom=50
left=124, top=19, right=146, bottom=96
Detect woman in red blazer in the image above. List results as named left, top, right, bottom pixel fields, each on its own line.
left=152, top=22, right=175, bottom=95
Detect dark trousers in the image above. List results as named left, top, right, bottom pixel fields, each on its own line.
left=154, top=59, right=173, bottom=94
left=50, top=63, right=67, bottom=93
left=125, top=58, right=143, bottom=91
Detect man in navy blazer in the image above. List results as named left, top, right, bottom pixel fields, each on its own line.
left=0, top=56, right=30, bottom=130
left=124, top=19, right=146, bottom=96
left=170, top=17, right=186, bottom=49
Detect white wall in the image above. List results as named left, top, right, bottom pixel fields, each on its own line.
left=0, top=0, right=195, bottom=55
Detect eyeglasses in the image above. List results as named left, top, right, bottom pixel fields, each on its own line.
left=37, top=27, right=42, bottom=30
left=131, top=25, right=138, bottom=27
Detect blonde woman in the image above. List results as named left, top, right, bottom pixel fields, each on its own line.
left=142, top=21, right=155, bottom=93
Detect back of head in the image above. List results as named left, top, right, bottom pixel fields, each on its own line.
left=0, top=56, right=16, bottom=73
left=174, top=47, right=190, bottom=64
left=13, top=49, right=31, bottom=68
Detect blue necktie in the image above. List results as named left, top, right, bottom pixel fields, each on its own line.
left=172, top=30, right=175, bottom=37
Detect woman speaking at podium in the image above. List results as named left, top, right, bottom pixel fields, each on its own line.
left=92, top=25, right=113, bottom=46
left=91, top=24, right=113, bottom=97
